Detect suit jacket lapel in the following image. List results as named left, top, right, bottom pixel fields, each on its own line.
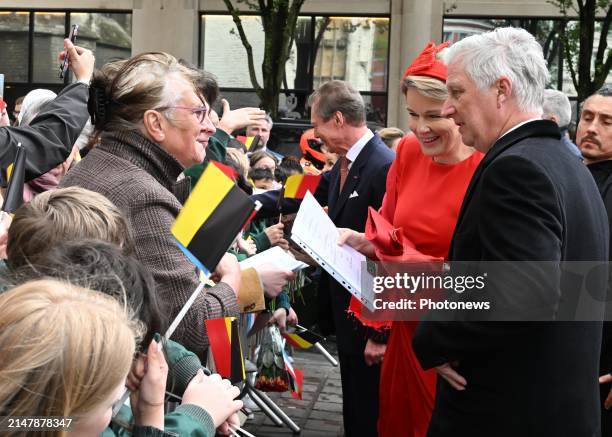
left=449, top=120, right=561, bottom=258
left=328, top=160, right=341, bottom=207
left=329, top=140, right=375, bottom=221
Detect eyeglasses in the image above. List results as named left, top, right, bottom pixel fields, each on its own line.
left=155, top=105, right=209, bottom=124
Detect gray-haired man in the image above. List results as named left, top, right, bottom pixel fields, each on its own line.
left=246, top=114, right=273, bottom=151
left=542, top=88, right=582, bottom=158
left=413, top=28, right=608, bottom=437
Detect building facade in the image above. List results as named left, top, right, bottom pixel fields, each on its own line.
left=0, top=0, right=608, bottom=130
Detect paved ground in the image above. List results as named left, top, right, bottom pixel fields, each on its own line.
left=243, top=340, right=344, bottom=436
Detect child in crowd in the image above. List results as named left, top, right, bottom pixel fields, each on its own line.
left=321, top=144, right=338, bottom=173
left=249, top=151, right=277, bottom=173
left=275, top=156, right=303, bottom=184
left=225, top=148, right=254, bottom=195
left=4, top=188, right=244, bottom=435
left=249, top=168, right=276, bottom=191
left=6, top=186, right=134, bottom=271
left=0, top=279, right=242, bottom=436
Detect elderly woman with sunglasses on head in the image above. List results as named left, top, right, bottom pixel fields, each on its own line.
left=61, top=53, right=269, bottom=360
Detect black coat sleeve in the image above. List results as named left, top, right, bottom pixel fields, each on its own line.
left=0, top=82, right=89, bottom=181
left=413, top=155, right=564, bottom=369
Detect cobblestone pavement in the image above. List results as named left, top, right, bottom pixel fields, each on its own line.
left=243, top=340, right=344, bottom=436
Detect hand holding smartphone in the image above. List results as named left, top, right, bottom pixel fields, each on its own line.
left=59, top=24, right=79, bottom=79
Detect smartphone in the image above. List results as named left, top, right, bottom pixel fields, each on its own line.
left=59, top=24, right=79, bottom=79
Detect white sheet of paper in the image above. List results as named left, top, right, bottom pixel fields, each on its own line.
left=290, top=192, right=375, bottom=310
left=239, top=246, right=308, bottom=272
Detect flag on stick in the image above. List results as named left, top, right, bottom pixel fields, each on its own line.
left=2, top=143, right=26, bottom=213
left=236, top=135, right=261, bottom=151
left=283, top=326, right=338, bottom=366
left=172, top=162, right=255, bottom=275
left=281, top=346, right=304, bottom=400
left=243, top=200, right=262, bottom=231
left=282, top=327, right=323, bottom=349
left=210, top=160, right=238, bottom=181
left=205, top=317, right=245, bottom=384
left=283, top=173, right=321, bottom=199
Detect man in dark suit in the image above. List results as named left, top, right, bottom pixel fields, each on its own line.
left=254, top=80, right=394, bottom=436
left=576, top=84, right=612, bottom=436
left=412, top=28, right=609, bottom=437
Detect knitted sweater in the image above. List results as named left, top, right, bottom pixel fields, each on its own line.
left=61, top=130, right=239, bottom=355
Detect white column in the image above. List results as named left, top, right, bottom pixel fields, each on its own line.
left=387, top=0, right=443, bottom=130
left=132, top=0, right=199, bottom=63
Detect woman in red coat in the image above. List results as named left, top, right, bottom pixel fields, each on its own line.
left=340, top=42, right=483, bottom=437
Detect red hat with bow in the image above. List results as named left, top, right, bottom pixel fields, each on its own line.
left=403, top=41, right=451, bottom=82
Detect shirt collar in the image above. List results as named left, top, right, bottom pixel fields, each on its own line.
left=346, top=129, right=374, bottom=163
left=496, top=118, right=540, bottom=143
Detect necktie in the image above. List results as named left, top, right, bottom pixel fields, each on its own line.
left=339, top=156, right=349, bottom=194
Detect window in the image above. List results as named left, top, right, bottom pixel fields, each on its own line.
left=0, top=12, right=30, bottom=83
left=70, top=12, right=132, bottom=68
left=202, top=14, right=264, bottom=89
left=33, top=12, right=66, bottom=84
left=312, top=17, right=389, bottom=92
left=0, top=9, right=131, bottom=120
left=200, top=13, right=390, bottom=125
left=560, top=19, right=612, bottom=96
left=442, top=17, right=612, bottom=96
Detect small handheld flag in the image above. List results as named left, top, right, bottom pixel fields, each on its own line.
left=172, top=161, right=255, bottom=276
left=2, top=143, right=26, bottom=213
left=283, top=173, right=321, bottom=199
left=282, top=345, right=304, bottom=400
left=243, top=200, right=262, bottom=231
left=282, top=327, right=323, bottom=349
left=211, top=160, right=238, bottom=181
left=205, top=317, right=246, bottom=384
left=283, top=326, right=338, bottom=366
left=236, top=135, right=261, bottom=152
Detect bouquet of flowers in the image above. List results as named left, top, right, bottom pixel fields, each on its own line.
left=255, top=325, right=290, bottom=392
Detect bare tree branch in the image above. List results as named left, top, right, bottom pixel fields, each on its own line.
left=310, top=16, right=331, bottom=76
left=595, top=3, right=612, bottom=68
left=236, top=0, right=259, bottom=9
left=599, top=49, right=612, bottom=89
left=221, top=0, right=307, bottom=116
left=222, top=0, right=262, bottom=92
left=563, top=30, right=580, bottom=92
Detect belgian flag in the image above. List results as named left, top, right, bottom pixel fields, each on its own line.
left=236, top=135, right=261, bottom=151
left=2, top=143, right=26, bottom=213
left=282, top=327, right=323, bottom=349
left=283, top=173, right=321, bottom=199
left=204, top=317, right=245, bottom=384
left=281, top=346, right=304, bottom=400
left=210, top=160, right=237, bottom=181
left=172, top=161, right=255, bottom=276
